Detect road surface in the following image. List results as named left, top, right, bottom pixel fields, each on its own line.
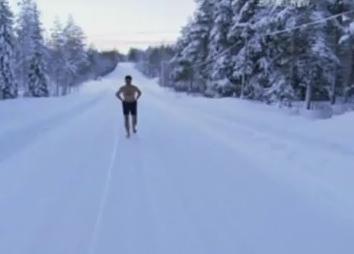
left=1, top=63, right=354, bottom=254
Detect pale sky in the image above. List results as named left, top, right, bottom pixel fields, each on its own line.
left=9, top=0, right=196, bottom=53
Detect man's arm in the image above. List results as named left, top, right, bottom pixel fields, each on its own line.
left=136, top=87, right=142, bottom=100
left=116, top=88, right=124, bottom=101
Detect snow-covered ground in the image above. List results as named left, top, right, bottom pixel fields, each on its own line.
left=1, top=63, right=354, bottom=254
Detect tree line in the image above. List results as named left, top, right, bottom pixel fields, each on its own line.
left=134, top=0, right=354, bottom=109
left=0, top=0, right=120, bottom=100
left=127, top=46, right=175, bottom=79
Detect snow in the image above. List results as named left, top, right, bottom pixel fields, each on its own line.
left=1, top=63, right=354, bottom=254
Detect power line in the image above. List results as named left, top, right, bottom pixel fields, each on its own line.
left=270, top=9, right=354, bottom=36
left=186, top=9, right=354, bottom=69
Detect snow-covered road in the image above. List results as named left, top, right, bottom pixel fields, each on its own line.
left=1, top=63, right=354, bottom=254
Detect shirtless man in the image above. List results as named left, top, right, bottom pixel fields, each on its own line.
left=116, top=75, right=142, bottom=138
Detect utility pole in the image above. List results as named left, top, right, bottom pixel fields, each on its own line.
left=160, top=60, right=166, bottom=87
left=290, top=30, right=296, bottom=106
left=241, top=35, right=248, bottom=99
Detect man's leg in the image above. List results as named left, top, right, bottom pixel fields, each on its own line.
left=132, top=101, right=138, bottom=133
left=122, top=101, right=131, bottom=138
left=132, top=115, right=137, bottom=133
left=124, top=115, right=130, bottom=137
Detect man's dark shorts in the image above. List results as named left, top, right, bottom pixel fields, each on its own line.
left=122, top=101, right=137, bottom=116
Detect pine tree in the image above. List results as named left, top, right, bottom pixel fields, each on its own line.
left=256, top=6, right=300, bottom=104
left=27, top=2, right=48, bottom=97
left=228, top=1, right=339, bottom=105
left=171, top=0, right=214, bottom=93
left=167, top=0, right=350, bottom=106
left=136, top=46, right=174, bottom=78
left=16, top=0, right=34, bottom=94
left=169, top=23, right=195, bottom=91
left=228, top=0, right=263, bottom=98
left=235, top=5, right=305, bottom=103
left=48, top=18, right=66, bottom=96
left=28, top=52, right=49, bottom=97
left=304, top=10, right=334, bottom=108
left=47, top=16, right=88, bottom=95
left=16, top=0, right=48, bottom=97
left=62, top=16, right=88, bottom=89
left=328, top=0, right=354, bottom=102
left=206, top=0, right=234, bottom=96
left=0, top=0, right=17, bottom=99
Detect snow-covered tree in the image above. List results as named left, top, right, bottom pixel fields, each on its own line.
left=169, top=23, right=195, bottom=91
left=16, top=0, right=34, bottom=94
left=47, top=18, right=67, bottom=96
left=228, top=0, right=262, bottom=98
left=206, top=0, right=235, bottom=96
left=3, top=1, right=116, bottom=100
left=157, top=0, right=354, bottom=106
left=28, top=3, right=48, bottom=97
left=85, top=47, right=120, bottom=79
left=28, top=52, right=49, bottom=97
left=62, top=16, right=89, bottom=88
left=171, top=0, right=214, bottom=92
left=251, top=4, right=339, bottom=106
left=16, top=0, right=48, bottom=97
left=328, top=0, right=354, bottom=102
left=47, top=16, right=89, bottom=95
left=0, top=0, right=17, bottom=99
left=135, top=45, right=175, bottom=78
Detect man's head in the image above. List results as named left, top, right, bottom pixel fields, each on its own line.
left=125, top=75, right=132, bottom=85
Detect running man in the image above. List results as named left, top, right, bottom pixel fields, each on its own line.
left=116, top=75, right=142, bottom=138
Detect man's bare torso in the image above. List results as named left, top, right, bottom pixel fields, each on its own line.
left=118, top=85, right=141, bottom=102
